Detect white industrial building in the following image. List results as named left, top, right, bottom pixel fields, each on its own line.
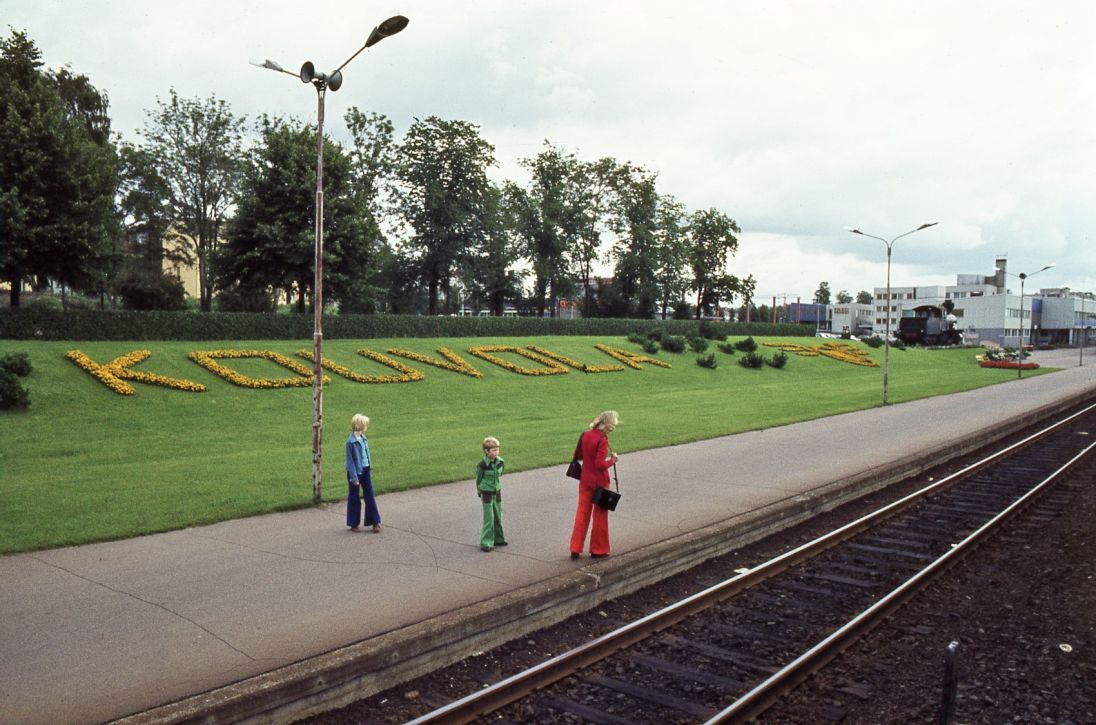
left=868, top=258, right=1096, bottom=348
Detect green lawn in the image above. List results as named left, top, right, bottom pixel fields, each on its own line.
left=0, top=335, right=1051, bottom=554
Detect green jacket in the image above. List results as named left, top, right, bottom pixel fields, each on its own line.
left=475, top=455, right=504, bottom=493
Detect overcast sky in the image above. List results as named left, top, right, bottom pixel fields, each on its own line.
left=5, top=0, right=1094, bottom=301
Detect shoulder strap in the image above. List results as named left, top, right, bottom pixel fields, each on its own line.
left=572, top=432, right=584, bottom=461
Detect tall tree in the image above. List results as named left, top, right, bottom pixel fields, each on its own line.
left=463, top=184, right=524, bottom=315
left=1, top=30, right=117, bottom=307
left=814, top=281, right=832, bottom=305
left=652, top=195, right=689, bottom=319
left=856, top=290, right=873, bottom=304
left=686, top=207, right=741, bottom=319
left=571, top=156, right=620, bottom=316
left=510, top=142, right=588, bottom=317
left=836, top=289, right=854, bottom=304
left=138, top=89, right=244, bottom=311
left=217, top=116, right=369, bottom=313
left=607, top=163, right=660, bottom=318
left=394, top=116, right=495, bottom=315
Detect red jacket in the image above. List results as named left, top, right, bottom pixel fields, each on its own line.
left=579, top=428, right=613, bottom=487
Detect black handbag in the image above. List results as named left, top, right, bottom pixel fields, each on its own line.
left=592, top=464, right=621, bottom=511
left=565, top=433, right=584, bottom=480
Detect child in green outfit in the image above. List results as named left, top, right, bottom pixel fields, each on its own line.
left=476, top=437, right=506, bottom=552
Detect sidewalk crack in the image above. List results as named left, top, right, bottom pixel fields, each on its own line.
left=28, top=555, right=257, bottom=662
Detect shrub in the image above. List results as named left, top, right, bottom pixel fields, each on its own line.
left=687, top=336, right=709, bottom=353
left=863, top=337, right=884, bottom=348
left=626, top=332, right=647, bottom=345
left=890, top=338, right=906, bottom=350
left=217, top=285, right=277, bottom=313
left=0, top=352, right=32, bottom=377
left=115, top=269, right=187, bottom=311
left=661, top=335, right=687, bottom=353
left=642, top=339, right=659, bottom=354
left=717, top=342, right=736, bottom=355
left=766, top=350, right=789, bottom=368
left=696, top=353, right=717, bottom=369
left=734, top=336, right=758, bottom=353
left=738, top=352, right=765, bottom=369
left=0, top=370, right=30, bottom=410
left=699, top=320, right=725, bottom=341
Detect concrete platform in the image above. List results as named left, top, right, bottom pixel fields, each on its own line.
left=2, top=349, right=1094, bottom=724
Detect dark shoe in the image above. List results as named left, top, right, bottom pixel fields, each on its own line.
left=591, top=553, right=610, bottom=559
left=570, top=552, right=580, bottom=560
left=372, top=524, right=382, bottom=533
left=481, top=546, right=492, bottom=552
left=349, top=526, right=361, bottom=532
left=495, top=541, right=508, bottom=546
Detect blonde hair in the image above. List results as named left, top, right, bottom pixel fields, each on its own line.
left=589, top=410, right=619, bottom=432
left=483, top=436, right=500, bottom=451
left=351, top=414, right=370, bottom=432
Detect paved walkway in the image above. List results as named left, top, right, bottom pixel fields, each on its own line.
left=2, top=349, right=1094, bottom=724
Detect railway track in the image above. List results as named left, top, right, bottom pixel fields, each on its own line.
left=404, top=403, right=1096, bottom=724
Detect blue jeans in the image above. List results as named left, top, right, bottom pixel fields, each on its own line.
left=347, top=467, right=381, bottom=527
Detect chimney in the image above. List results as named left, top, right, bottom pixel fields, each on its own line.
left=994, top=257, right=1007, bottom=293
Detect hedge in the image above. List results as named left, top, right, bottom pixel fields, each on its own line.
left=0, top=307, right=814, bottom=342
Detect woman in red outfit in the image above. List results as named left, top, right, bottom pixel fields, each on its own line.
left=569, top=410, right=620, bottom=559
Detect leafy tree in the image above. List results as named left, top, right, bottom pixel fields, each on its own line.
left=686, top=208, right=741, bottom=319
left=607, top=163, right=660, bottom=318
left=137, top=89, right=244, bottom=311
left=814, top=281, right=832, bottom=305
left=1, top=30, right=117, bottom=307
left=217, top=115, right=371, bottom=313
left=856, top=290, right=873, bottom=304
left=394, top=116, right=495, bottom=315
left=652, top=195, right=689, bottom=319
left=836, top=289, right=854, bottom=304
left=571, top=157, right=620, bottom=316
left=462, top=184, right=524, bottom=315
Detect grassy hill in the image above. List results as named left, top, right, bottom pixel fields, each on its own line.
left=0, top=335, right=1047, bottom=554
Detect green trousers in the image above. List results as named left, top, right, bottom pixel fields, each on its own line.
left=480, top=491, right=505, bottom=548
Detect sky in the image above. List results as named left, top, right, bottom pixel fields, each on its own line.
left=4, top=0, right=1094, bottom=302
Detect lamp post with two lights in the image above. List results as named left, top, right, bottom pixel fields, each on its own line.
left=251, top=15, right=409, bottom=503
left=845, top=222, right=938, bottom=405
left=1002, top=264, right=1055, bottom=379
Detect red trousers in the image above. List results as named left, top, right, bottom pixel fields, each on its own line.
left=569, top=482, right=609, bottom=556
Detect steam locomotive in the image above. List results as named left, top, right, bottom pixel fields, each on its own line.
left=897, top=300, right=962, bottom=346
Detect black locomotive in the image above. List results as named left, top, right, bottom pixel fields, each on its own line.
left=897, top=299, right=962, bottom=346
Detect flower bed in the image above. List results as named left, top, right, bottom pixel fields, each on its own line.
left=386, top=347, right=482, bottom=378
left=979, top=360, right=1040, bottom=370
left=467, top=345, right=569, bottom=376
left=66, top=349, right=206, bottom=395
left=297, top=349, right=425, bottom=384
left=188, top=349, right=329, bottom=389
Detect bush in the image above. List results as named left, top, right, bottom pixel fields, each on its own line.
left=115, top=269, right=187, bottom=311
left=717, top=342, right=736, bottom=355
left=216, top=285, right=277, bottom=313
left=661, top=335, right=687, bottom=353
left=0, top=369, right=30, bottom=410
left=626, top=332, right=647, bottom=345
left=738, top=352, right=765, bottom=369
left=699, top=320, right=725, bottom=341
left=0, top=352, right=32, bottom=377
left=687, top=336, right=709, bottom=353
left=642, top=339, right=659, bottom=354
left=863, top=337, right=884, bottom=348
left=890, top=338, right=906, bottom=350
left=766, top=350, right=789, bottom=368
left=696, top=352, right=717, bottom=369
left=733, top=336, right=758, bottom=353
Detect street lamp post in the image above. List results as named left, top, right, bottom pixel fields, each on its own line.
left=252, top=15, right=409, bottom=504
left=845, top=222, right=938, bottom=405
left=1014, top=264, right=1055, bottom=379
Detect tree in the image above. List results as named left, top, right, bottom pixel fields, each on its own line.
left=814, top=281, right=832, bottom=305
left=138, top=89, right=244, bottom=311
left=836, top=289, right=854, bottom=304
left=856, top=290, right=873, bottom=304
left=462, top=184, right=524, bottom=315
left=687, top=208, right=741, bottom=319
left=652, top=195, right=689, bottom=319
left=571, top=157, right=620, bottom=316
left=607, top=163, right=660, bottom=318
left=394, top=116, right=495, bottom=315
left=217, top=116, right=370, bottom=313
left=1, top=30, right=118, bottom=307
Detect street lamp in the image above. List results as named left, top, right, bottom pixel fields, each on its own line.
left=845, top=222, right=938, bottom=405
left=1001, top=263, right=1055, bottom=379
left=252, top=15, right=409, bottom=504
